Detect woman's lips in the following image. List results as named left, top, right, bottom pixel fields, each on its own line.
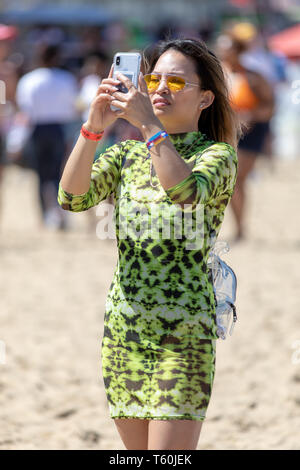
left=154, top=102, right=169, bottom=108
left=153, top=98, right=170, bottom=108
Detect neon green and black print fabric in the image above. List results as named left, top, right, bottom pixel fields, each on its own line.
left=58, top=131, right=237, bottom=420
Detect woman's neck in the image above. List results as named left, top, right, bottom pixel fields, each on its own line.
left=163, top=123, right=199, bottom=135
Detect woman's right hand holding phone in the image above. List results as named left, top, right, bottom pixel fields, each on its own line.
left=84, top=65, right=120, bottom=133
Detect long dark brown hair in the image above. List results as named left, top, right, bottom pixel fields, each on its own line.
left=143, top=37, right=244, bottom=148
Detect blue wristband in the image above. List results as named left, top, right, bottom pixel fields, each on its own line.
left=146, top=130, right=168, bottom=150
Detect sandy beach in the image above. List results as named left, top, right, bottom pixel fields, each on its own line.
left=1, top=153, right=300, bottom=450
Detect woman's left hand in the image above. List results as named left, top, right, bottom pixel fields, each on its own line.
left=110, top=72, right=160, bottom=129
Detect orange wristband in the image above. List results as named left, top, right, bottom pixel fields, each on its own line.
left=80, top=125, right=104, bottom=141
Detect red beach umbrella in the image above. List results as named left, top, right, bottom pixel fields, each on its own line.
left=0, top=24, right=18, bottom=41
left=268, top=24, right=300, bottom=58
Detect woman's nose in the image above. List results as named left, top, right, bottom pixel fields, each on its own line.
left=156, top=76, right=169, bottom=93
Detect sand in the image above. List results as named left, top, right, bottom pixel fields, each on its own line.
left=0, top=154, right=300, bottom=450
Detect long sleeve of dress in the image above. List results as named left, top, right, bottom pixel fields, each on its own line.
left=57, top=141, right=125, bottom=212
left=164, top=142, right=238, bottom=212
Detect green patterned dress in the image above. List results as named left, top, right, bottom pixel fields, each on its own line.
left=57, top=130, right=237, bottom=421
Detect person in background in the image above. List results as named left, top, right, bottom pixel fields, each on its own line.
left=236, top=22, right=288, bottom=169
left=16, top=43, right=80, bottom=230
left=0, top=24, right=19, bottom=227
left=215, top=30, right=275, bottom=242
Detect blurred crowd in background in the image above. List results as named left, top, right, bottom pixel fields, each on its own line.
left=0, top=9, right=299, bottom=233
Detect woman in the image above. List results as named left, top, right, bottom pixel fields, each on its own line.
left=215, top=32, right=275, bottom=242
left=58, top=38, right=241, bottom=450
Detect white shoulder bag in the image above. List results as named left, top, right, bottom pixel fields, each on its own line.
left=208, top=241, right=238, bottom=340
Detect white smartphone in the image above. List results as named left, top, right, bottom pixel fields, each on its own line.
left=110, top=52, right=142, bottom=111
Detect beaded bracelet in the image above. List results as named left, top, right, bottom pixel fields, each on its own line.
left=80, top=125, right=104, bottom=141
left=146, top=130, right=168, bottom=150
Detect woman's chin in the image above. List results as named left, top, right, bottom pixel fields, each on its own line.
left=153, top=104, right=171, bottom=114
left=153, top=107, right=171, bottom=125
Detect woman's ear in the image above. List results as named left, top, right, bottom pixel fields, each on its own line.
left=200, top=90, right=215, bottom=110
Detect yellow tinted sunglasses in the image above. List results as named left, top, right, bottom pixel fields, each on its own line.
left=143, top=73, right=200, bottom=92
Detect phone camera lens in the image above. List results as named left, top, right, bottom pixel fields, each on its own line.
left=116, top=56, right=120, bottom=65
